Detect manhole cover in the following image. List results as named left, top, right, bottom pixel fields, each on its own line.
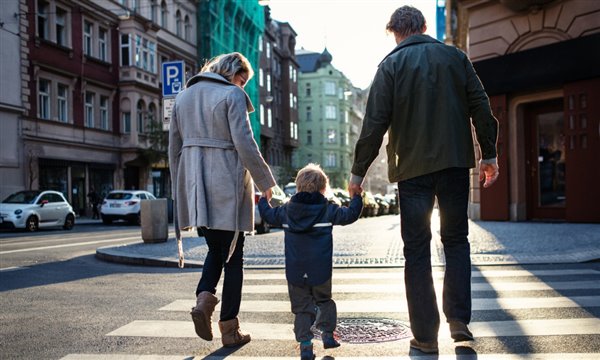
left=312, top=318, right=411, bottom=344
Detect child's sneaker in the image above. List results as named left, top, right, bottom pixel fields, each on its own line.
left=322, top=332, right=340, bottom=349
left=300, top=343, right=315, bottom=360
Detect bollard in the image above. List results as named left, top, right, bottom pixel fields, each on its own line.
left=140, top=198, right=168, bottom=243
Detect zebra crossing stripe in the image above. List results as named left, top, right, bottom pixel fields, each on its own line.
left=60, top=354, right=600, bottom=360
left=241, top=269, right=599, bottom=281
left=230, top=280, right=600, bottom=294
left=159, top=295, right=600, bottom=313
left=106, top=318, right=600, bottom=339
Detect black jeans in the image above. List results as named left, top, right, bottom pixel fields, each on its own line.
left=196, top=227, right=245, bottom=321
left=398, top=167, right=471, bottom=342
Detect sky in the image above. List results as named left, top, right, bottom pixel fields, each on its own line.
left=267, top=0, right=438, bottom=89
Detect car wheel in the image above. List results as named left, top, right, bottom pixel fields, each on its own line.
left=129, top=212, right=141, bottom=226
left=25, top=216, right=38, bottom=232
left=63, top=214, right=75, bottom=230
left=102, top=215, right=112, bottom=225
left=256, top=220, right=270, bottom=234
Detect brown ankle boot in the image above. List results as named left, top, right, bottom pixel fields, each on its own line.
left=190, top=291, right=219, bottom=340
left=218, top=317, right=251, bottom=347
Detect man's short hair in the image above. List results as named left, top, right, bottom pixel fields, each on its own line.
left=295, top=163, right=329, bottom=193
left=386, top=5, right=426, bottom=38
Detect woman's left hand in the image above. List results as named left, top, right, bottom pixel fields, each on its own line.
left=263, top=188, right=273, bottom=201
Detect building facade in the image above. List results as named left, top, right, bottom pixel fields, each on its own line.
left=198, top=0, right=264, bottom=143
left=295, top=48, right=355, bottom=189
left=3, top=0, right=198, bottom=215
left=448, top=0, right=600, bottom=222
left=257, top=7, right=299, bottom=185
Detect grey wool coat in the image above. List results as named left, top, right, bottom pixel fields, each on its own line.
left=168, top=72, right=276, bottom=236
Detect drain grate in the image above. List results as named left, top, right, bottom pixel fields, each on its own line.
left=312, top=318, right=412, bottom=344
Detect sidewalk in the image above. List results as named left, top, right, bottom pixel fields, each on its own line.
left=95, top=214, right=600, bottom=268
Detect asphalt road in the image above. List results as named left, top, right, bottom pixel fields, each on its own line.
left=1, top=220, right=599, bottom=359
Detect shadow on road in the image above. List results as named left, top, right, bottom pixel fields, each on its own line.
left=0, top=254, right=196, bottom=292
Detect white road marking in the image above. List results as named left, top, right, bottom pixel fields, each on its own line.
left=0, top=236, right=141, bottom=254
left=61, top=354, right=600, bottom=360
left=160, top=295, right=600, bottom=313
left=106, top=318, right=600, bottom=339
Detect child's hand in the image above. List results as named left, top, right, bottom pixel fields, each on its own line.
left=348, top=183, right=363, bottom=197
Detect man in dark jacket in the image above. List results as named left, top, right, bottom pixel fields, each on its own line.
left=349, top=6, right=499, bottom=354
left=259, top=163, right=362, bottom=360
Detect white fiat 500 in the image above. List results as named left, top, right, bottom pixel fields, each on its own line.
left=100, top=190, right=156, bottom=225
left=0, top=190, right=76, bottom=231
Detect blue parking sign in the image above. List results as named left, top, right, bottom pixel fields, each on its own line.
left=162, top=61, right=185, bottom=97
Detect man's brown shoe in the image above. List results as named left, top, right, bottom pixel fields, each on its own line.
left=449, top=321, right=474, bottom=342
left=409, top=338, right=439, bottom=354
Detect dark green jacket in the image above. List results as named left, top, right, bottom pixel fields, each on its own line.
left=351, top=34, right=498, bottom=182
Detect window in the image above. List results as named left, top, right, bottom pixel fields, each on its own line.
left=85, top=92, right=94, bottom=127
left=38, top=79, right=50, bottom=119
left=260, top=104, right=265, bottom=125
left=325, top=153, right=336, bottom=167
left=294, top=95, right=297, bottom=109
left=345, top=111, right=349, bottom=123
left=294, top=123, right=298, bottom=140
left=307, top=130, right=312, bottom=145
left=289, top=93, right=293, bottom=108
left=160, top=1, right=167, bottom=27
left=99, top=96, right=109, bottom=130
left=122, top=112, right=131, bottom=133
left=293, top=68, right=297, bottom=82
left=134, top=35, right=156, bottom=73
left=258, top=35, right=263, bottom=52
left=325, top=105, right=337, bottom=119
left=137, top=100, right=146, bottom=133
left=266, top=42, right=271, bottom=58
left=37, top=0, right=49, bottom=40
left=267, top=108, right=272, bottom=128
left=148, top=103, right=157, bottom=124
left=57, top=84, right=68, bottom=122
left=325, top=81, right=336, bottom=95
left=290, top=122, right=294, bottom=138
left=267, top=74, right=271, bottom=92
left=327, top=129, right=336, bottom=143
left=306, top=106, right=312, bottom=121
left=184, top=15, right=191, bottom=41
left=259, top=68, right=264, bottom=87
left=306, top=83, right=311, bottom=97
left=150, top=0, right=158, bottom=23
left=98, top=28, right=107, bottom=61
left=55, top=7, right=66, bottom=46
left=289, top=65, right=293, bottom=80
left=175, top=11, right=182, bottom=37
left=84, top=21, right=93, bottom=56
left=120, top=34, right=131, bottom=66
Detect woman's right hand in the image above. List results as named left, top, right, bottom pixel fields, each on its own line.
left=263, top=188, right=273, bottom=201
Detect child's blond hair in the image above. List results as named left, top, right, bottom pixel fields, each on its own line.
left=295, top=163, right=329, bottom=193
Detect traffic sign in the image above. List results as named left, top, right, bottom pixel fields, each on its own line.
left=162, top=61, right=184, bottom=97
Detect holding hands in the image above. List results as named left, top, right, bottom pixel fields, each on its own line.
left=348, top=182, right=363, bottom=198
left=262, top=187, right=273, bottom=201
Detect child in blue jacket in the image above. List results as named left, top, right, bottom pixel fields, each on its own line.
left=258, top=163, right=363, bottom=360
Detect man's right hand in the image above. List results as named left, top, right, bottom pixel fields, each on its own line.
left=479, top=161, right=499, bottom=188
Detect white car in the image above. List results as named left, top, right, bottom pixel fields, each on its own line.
left=0, top=190, right=75, bottom=231
left=100, top=190, right=156, bottom=225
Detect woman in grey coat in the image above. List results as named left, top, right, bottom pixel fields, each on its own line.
left=168, top=52, right=276, bottom=348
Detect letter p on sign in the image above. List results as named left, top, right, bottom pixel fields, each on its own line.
left=162, top=61, right=185, bottom=97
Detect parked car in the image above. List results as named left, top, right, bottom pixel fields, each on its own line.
left=362, top=191, right=379, bottom=217
left=0, top=190, right=75, bottom=231
left=374, top=194, right=390, bottom=216
left=384, top=193, right=399, bottom=215
left=332, top=188, right=351, bottom=207
left=100, top=190, right=156, bottom=225
left=283, top=182, right=297, bottom=197
left=254, top=184, right=287, bottom=234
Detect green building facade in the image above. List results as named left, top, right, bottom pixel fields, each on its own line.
left=198, top=0, right=265, bottom=142
left=295, top=49, right=354, bottom=188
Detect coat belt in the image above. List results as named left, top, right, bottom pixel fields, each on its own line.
left=182, top=138, right=234, bottom=150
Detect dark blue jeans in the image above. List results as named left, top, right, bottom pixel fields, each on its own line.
left=398, top=167, right=471, bottom=342
left=196, top=227, right=245, bottom=321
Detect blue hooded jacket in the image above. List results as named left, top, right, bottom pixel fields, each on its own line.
left=258, top=192, right=363, bottom=286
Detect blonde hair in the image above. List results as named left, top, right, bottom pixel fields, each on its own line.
left=200, top=52, right=254, bottom=83
left=295, top=163, right=329, bottom=193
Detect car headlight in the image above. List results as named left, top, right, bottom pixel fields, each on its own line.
left=14, top=209, right=22, bottom=215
